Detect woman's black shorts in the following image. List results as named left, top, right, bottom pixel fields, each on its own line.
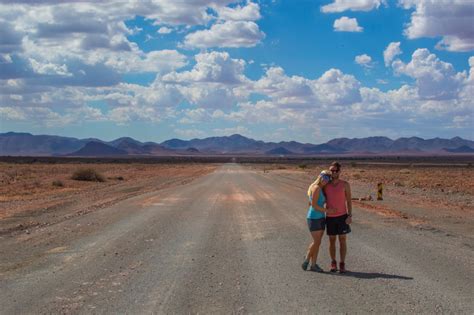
left=307, top=218, right=326, bottom=232
left=326, top=214, right=351, bottom=235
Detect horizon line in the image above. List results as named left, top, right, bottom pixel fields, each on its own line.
left=1, top=130, right=473, bottom=146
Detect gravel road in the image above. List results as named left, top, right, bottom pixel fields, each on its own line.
left=1, top=164, right=473, bottom=314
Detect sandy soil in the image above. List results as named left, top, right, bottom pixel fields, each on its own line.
left=2, top=161, right=472, bottom=236
left=1, top=164, right=472, bottom=313
left=0, top=162, right=217, bottom=234
left=250, top=162, right=473, bottom=210
left=247, top=162, right=474, bottom=238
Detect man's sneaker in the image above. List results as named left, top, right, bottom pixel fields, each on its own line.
left=309, top=264, right=324, bottom=273
left=330, top=260, right=337, bottom=272
left=339, top=262, right=346, bottom=274
left=301, top=259, right=309, bottom=271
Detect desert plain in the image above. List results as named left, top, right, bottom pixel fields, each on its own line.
left=0, top=157, right=473, bottom=313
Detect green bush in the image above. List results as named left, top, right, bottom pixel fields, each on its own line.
left=71, top=168, right=105, bottom=182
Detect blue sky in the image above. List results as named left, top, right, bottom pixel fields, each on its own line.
left=0, top=0, right=473, bottom=143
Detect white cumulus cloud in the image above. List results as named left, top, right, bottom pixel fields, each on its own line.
left=383, top=41, right=402, bottom=67
left=162, top=51, right=250, bottom=108
left=333, top=17, right=363, bottom=32
left=322, top=0, right=384, bottom=13
left=355, top=54, right=373, bottom=68
left=217, top=1, right=261, bottom=21
left=400, top=0, right=474, bottom=52
left=0, top=106, right=27, bottom=120
left=163, top=51, right=247, bottom=84
left=315, top=68, right=362, bottom=106
left=392, top=48, right=467, bottom=100
left=157, top=27, right=173, bottom=34
left=29, top=58, right=72, bottom=76
left=183, top=20, right=265, bottom=48
left=104, top=50, right=187, bottom=73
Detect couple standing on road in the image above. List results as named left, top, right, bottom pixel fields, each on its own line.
left=302, top=161, right=352, bottom=273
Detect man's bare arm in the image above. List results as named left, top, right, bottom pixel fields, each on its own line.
left=345, top=181, right=352, bottom=216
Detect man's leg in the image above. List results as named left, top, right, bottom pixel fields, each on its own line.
left=338, top=234, right=347, bottom=262
left=329, top=235, right=337, bottom=261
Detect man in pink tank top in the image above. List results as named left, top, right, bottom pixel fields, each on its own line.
left=324, top=161, right=352, bottom=273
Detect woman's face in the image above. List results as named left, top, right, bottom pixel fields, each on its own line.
left=320, top=175, right=330, bottom=186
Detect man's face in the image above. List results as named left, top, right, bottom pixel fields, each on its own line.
left=329, top=166, right=340, bottom=180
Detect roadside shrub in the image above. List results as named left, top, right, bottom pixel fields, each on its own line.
left=4, top=170, right=19, bottom=184
left=52, top=180, right=64, bottom=187
left=298, top=164, right=307, bottom=170
left=350, top=161, right=357, bottom=167
left=71, top=168, right=105, bottom=182
left=394, top=181, right=405, bottom=187
left=116, top=176, right=124, bottom=180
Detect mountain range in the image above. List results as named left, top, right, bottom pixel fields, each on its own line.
left=1, top=132, right=473, bottom=157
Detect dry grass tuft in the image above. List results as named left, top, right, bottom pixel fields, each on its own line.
left=52, top=180, right=64, bottom=187
left=71, top=168, right=105, bottom=182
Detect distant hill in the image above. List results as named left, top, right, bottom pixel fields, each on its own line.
left=265, top=147, right=295, bottom=155
left=109, top=137, right=143, bottom=147
left=67, top=141, right=128, bottom=156
left=444, top=145, right=474, bottom=153
left=186, top=147, right=200, bottom=153
left=0, top=132, right=87, bottom=156
left=160, top=138, right=189, bottom=149
left=108, top=138, right=175, bottom=156
left=112, top=138, right=149, bottom=155
left=161, top=134, right=267, bottom=153
left=141, top=143, right=175, bottom=155
left=301, top=144, right=345, bottom=154
left=1, top=132, right=473, bottom=156
left=327, top=136, right=474, bottom=154
left=388, top=137, right=474, bottom=152
left=327, top=136, right=392, bottom=153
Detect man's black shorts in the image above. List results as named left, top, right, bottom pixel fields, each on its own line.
left=326, top=214, right=351, bottom=236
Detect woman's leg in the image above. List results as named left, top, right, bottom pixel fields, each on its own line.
left=305, top=241, right=314, bottom=262
left=308, top=230, right=324, bottom=266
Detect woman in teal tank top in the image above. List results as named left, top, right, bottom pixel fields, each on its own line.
left=302, top=170, right=336, bottom=272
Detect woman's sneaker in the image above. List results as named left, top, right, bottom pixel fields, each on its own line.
left=309, top=264, right=324, bottom=273
left=330, top=260, right=337, bottom=272
left=301, top=259, right=309, bottom=271
left=339, top=262, right=346, bottom=273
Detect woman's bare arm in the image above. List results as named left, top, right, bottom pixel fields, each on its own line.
left=311, top=187, right=327, bottom=213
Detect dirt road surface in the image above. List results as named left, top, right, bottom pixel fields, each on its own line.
left=1, top=164, right=473, bottom=314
